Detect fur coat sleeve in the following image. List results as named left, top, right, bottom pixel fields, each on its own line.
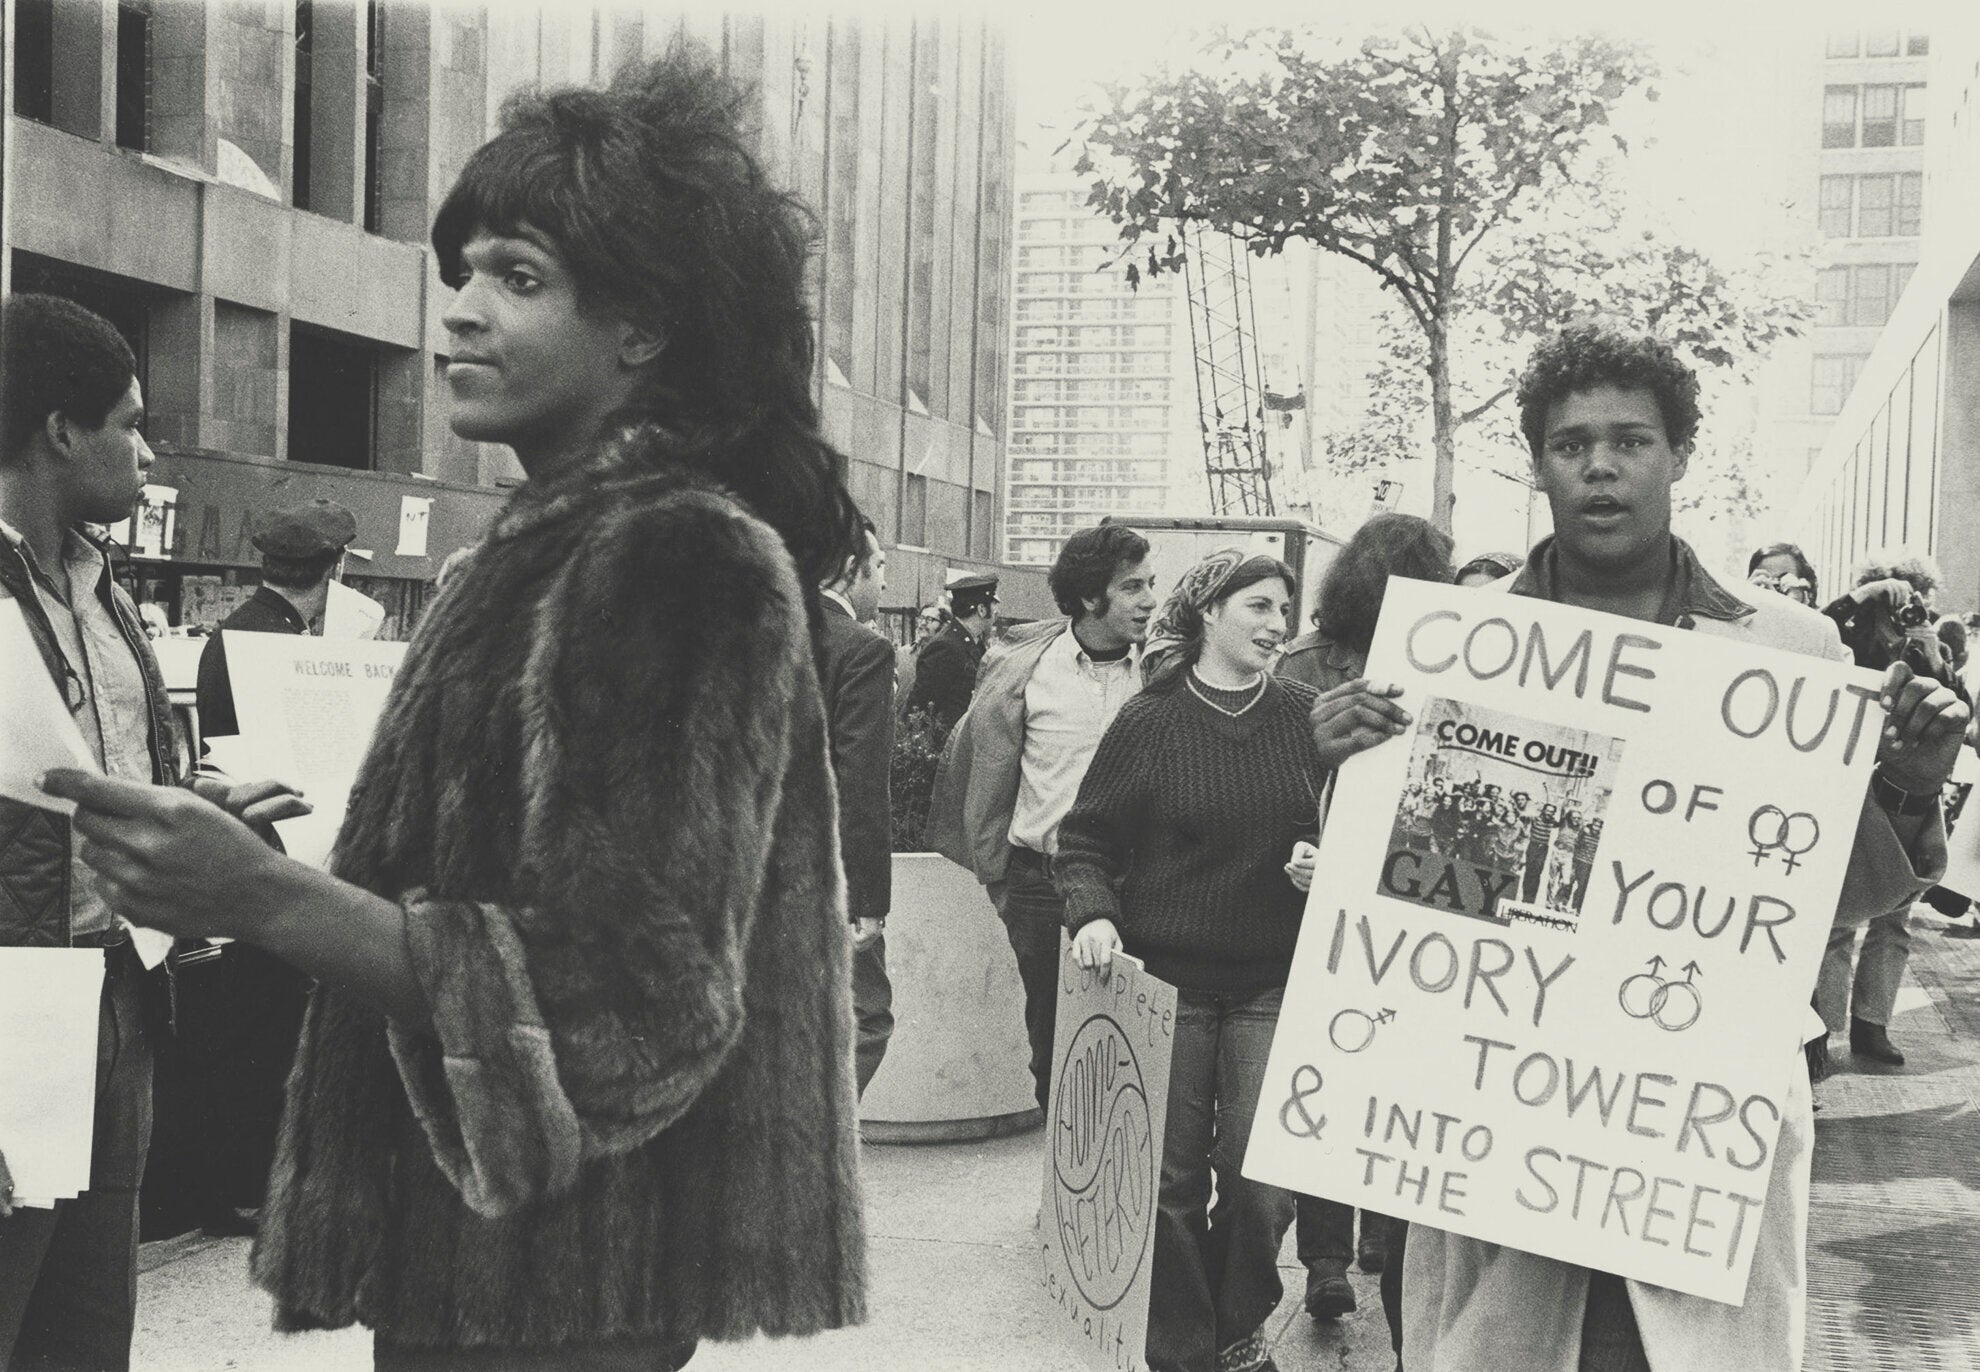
left=377, top=485, right=820, bottom=1218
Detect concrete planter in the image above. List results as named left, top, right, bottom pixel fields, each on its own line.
left=859, top=853, right=1044, bottom=1142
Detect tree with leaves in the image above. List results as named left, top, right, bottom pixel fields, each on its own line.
left=1075, top=26, right=1805, bottom=532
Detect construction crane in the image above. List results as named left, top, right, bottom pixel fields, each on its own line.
left=1180, top=222, right=1276, bottom=516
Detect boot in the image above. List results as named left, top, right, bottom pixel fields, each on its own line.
left=1357, top=1223, right=1387, bottom=1275
left=1850, top=1017, right=1905, bottom=1066
left=1303, top=1258, right=1356, bottom=1321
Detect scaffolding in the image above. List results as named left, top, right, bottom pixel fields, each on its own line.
left=1181, top=223, right=1275, bottom=515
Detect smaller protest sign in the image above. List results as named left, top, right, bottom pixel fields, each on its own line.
left=1040, top=948, right=1176, bottom=1372
left=225, top=631, right=408, bottom=868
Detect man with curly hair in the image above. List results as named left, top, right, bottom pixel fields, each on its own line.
left=1311, top=326, right=1967, bottom=1372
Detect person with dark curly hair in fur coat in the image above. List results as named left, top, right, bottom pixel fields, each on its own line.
left=44, top=44, right=867, bottom=1371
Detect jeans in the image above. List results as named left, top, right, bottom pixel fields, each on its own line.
left=852, top=932, right=894, bottom=1097
left=1577, top=1271, right=1650, bottom=1372
left=1148, top=985, right=1297, bottom=1372
left=1815, top=905, right=1911, bottom=1033
left=991, top=846, right=1064, bottom=1115
left=0, top=942, right=153, bottom=1372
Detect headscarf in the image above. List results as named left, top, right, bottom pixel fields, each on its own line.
left=1456, top=551, right=1524, bottom=584
left=1141, top=547, right=1251, bottom=690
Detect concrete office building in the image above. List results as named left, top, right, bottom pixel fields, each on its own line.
left=1754, top=25, right=1934, bottom=489
left=1, top=3, right=1036, bottom=634
left=1788, top=26, right=1980, bottom=606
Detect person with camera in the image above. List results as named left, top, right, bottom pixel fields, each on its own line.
left=1812, top=551, right=1969, bottom=1070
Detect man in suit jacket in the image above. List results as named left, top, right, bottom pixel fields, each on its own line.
left=820, top=519, right=897, bottom=1094
left=157, top=499, right=355, bottom=1237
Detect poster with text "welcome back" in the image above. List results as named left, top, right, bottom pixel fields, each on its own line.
left=1244, top=578, right=1883, bottom=1304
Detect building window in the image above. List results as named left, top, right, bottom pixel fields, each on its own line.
left=1863, top=29, right=1900, bottom=58
left=1822, top=86, right=1858, bottom=147
left=1899, top=83, right=1927, bottom=145
left=115, top=0, right=153, bottom=151
left=1847, top=264, right=1894, bottom=327
left=1826, top=31, right=1859, bottom=59
left=1896, top=173, right=1923, bottom=235
left=1906, top=32, right=1930, bottom=57
left=1811, top=354, right=1868, bottom=415
left=902, top=474, right=928, bottom=547
left=1860, top=84, right=1899, bottom=146
left=1856, top=175, right=1895, bottom=236
left=12, top=0, right=55, bottom=123
left=363, top=0, right=384, bottom=232
left=1815, top=267, right=1850, bottom=326
left=293, top=0, right=314, bottom=210
left=289, top=326, right=377, bottom=469
left=1818, top=176, right=1854, bottom=237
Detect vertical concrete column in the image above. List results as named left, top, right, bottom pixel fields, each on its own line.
left=146, top=292, right=215, bottom=451
left=307, top=0, right=366, bottom=221
left=373, top=348, right=423, bottom=475
left=151, top=0, right=216, bottom=174
left=50, top=0, right=108, bottom=141
left=1940, top=302, right=1980, bottom=605
left=375, top=3, right=433, bottom=244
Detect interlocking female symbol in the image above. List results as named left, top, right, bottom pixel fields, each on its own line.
left=1747, top=805, right=1820, bottom=873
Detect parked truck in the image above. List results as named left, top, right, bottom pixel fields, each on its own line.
left=1101, top=514, right=1346, bottom=631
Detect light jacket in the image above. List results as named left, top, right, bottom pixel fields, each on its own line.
left=1404, top=537, right=1945, bottom=1372
left=924, top=617, right=1070, bottom=885
left=249, top=427, right=866, bottom=1349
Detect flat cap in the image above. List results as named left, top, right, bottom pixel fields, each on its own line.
left=252, top=498, right=358, bottom=559
left=948, top=572, right=999, bottom=593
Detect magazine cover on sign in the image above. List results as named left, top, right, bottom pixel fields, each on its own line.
left=1381, top=698, right=1626, bottom=929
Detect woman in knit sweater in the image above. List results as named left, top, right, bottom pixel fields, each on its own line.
left=1056, top=549, right=1327, bottom=1372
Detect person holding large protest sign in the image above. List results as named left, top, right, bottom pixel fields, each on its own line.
left=42, top=45, right=867, bottom=1369
left=1056, top=549, right=1327, bottom=1372
left=1308, top=327, right=1965, bottom=1372
left=1278, top=513, right=1452, bottom=1335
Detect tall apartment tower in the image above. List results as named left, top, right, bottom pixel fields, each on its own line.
left=1756, top=26, right=1933, bottom=486
left=1004, top=174, right=1191, bottom=567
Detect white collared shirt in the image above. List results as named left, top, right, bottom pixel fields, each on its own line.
left=1008, top=626, right=1141, bottom=855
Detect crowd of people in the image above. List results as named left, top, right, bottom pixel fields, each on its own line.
left=0, top=38, right=1971, bottom=1372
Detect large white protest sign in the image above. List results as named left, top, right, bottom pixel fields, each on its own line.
left=224, top=631, right=407, bottom=868
left=1245, top=579, right=1882, bottom=1304
left=0, top=948, right=106, bottom=1205
left=1041, top=948, right=1176, bottom=1372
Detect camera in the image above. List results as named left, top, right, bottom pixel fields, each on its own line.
left=1894, top=594, right=1934, bottom=630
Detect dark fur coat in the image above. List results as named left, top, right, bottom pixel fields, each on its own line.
left=249, top=427, right=866, bottom=1349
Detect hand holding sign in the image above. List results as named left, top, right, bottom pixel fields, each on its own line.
left=1309, top=678, right=1412, bottom=769
left=1875, top=659, right=1969, bottom=792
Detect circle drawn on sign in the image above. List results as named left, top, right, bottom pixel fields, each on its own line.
left=1618, top=963, right=1706, bottom=1033
left=1050, top=1013, right=1157, bottom=1313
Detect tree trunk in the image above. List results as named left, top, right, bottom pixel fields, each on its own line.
left=1428, top=319, right=1456, bottom=535
left=1429, top=40, right=1462, bottom=535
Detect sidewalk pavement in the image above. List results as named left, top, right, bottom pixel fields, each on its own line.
left=135, top=901, right=1980, bottom=1371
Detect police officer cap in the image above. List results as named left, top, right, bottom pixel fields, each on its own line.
left=252, top=499, right=358, bottom=559
left=949, top=573, right=999, bottom=594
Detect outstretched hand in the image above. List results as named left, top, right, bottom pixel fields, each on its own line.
left=1310, top=678, right=1412, bottom=770
left=38, top=770, right=286, bottom=942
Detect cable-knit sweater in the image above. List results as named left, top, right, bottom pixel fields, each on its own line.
left=1054, top=673, right=1326, bottom=993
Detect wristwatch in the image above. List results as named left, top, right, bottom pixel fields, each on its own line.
left=1869, top=768, right=1939, bottom=816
